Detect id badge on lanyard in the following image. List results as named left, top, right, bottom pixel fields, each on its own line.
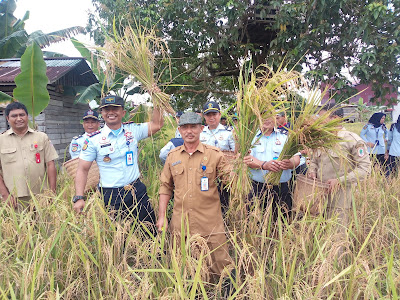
left=200, top=164, right=209, bottom=191
left=126, top=151, right=134, bottom=166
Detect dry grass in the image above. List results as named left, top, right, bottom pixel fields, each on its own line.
left=102, top=21, right=175, bottom=115
left=1, top=127, right=399, bottom=299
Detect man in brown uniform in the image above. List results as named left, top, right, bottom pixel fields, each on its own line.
left=157, top=112, right=231, bottom=277
left=0, top=102, right=58, bottom=208
left=308, top=107, right=371, bottom=232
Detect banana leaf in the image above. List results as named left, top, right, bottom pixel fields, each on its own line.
left=13, top=42, right=50, bottom=127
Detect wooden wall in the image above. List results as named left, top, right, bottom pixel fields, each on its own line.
left=44, top=85, right=88, bottom=161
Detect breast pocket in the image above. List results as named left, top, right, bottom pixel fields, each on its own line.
left=195, top=168, right=216, bottom=188
left=172, top=165, right=184, bottom=181
left=272, top=144, right=284, bottom=158
left=1, top=148, right=17, bottom=163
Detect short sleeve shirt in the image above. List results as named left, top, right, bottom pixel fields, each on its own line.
left=250, top=130, right=293, bottom=183
left=79, top=122, right=148, bottom=188
left=0, top=128, right=59, bottom=197
left=200, top=124, right=235, bottom=151
left=69, top=133, right=88, bottom=159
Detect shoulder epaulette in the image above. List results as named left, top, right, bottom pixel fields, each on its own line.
left=123, top=121, right=137, bottom=125
left=169, top=146, right=183, bottom=154
left=72, top=134, right=83, bottom=140
left=382, top=124, right=387, bottom=130
left=363, top=124, right=369, bottom=130
left=204, top=144, right=221, bottom=152
left=88, top=130, right=101, bottom=138
left=390, top=123, right=395, bottom=131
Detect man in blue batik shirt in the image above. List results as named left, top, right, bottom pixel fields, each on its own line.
left=72, top=95, right=164, bottom=228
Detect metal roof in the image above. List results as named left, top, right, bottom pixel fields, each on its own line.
left=0, top=57, right=99, bottom=86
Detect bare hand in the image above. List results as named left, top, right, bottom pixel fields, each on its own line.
left=367, top=142, right=375, bottom=148
left=73, top=199, right=85, bottom=214
left=384, top=152, right=389, bottom=161
left=156, top=216, right=168, bottom=232
left=278, top=158, right=296, bottom=170
left=5, top=195, right=17, bottom=209
left=243, top=155, right=263, bottom=169
left=263, top=160, right=281, bottom=172
left=307, top=172, right=317, bottom=179
left=326, top=178, right=340, bottom=193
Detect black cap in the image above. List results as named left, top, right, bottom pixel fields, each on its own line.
left=203, top=101, right=220, bottom=114
left=99, top=95, right=125, bottom=109
left=82, top=109, right=99, bottom=120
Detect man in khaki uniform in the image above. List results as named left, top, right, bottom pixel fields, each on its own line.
left=0, top=102, right=58, bottom=208
left=308, top=107, right=371, bottom=232
left=157, top=112, right=231, bottom=278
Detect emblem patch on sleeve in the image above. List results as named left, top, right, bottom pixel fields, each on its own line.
left=357, top=147, right=365, bottom=157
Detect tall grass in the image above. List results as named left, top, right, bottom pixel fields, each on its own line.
left=1, top=120, right=399, bottom=298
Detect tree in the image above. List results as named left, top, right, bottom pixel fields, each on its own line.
left=0, top=0, right=85, bottom=58
left=87, top=0, right=400, bottom=108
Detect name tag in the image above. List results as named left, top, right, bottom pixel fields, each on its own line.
left=126, top=151, right=134, bottom=166
left=201, top=176, right=209, bottom=191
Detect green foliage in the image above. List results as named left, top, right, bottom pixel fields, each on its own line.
left=88, top=0, right=400, bottom=108
left=13, top=43, right=50, bottom=126
left=0, top=0, right=85, bottom=59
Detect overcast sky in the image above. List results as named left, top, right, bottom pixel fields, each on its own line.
left=14, top=0, right=95, bottom=57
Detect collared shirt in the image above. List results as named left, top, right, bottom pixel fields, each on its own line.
left=159, top=138, right=184, bottom=164
left=360, top=124, right=387, bottom=154
left=308, top=129, right=371, bottom=208
left=249, top=129, right=294, bottom=183
left=174, top=128, right=182, bottom=138
left=69, top=132, right=88, bottom=159
left=0, top=128, right=59, bottom=197
left=388, top=125, right=400, bottom=156
left=200, top=124, right=235, bottom=151
left=80, top=122, right=148, bottom=188
left=160, top=142, right=231, bottom=235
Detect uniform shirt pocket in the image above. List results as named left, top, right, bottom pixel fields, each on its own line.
left=1, top=148, right=17, bottom=163
left=172, top=164, right=184, bottom=178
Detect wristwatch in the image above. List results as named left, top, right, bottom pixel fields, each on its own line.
left=72, top=195, right=85, bottom=203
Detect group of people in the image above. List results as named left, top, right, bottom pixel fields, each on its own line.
left=0, top=97, right=378, bottom=279
left=360, top=112, right=400, bottom=176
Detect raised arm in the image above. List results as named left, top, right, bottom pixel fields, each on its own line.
left=148, top=106, right=164, bottom=136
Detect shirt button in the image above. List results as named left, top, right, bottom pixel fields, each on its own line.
left=189, top=168, right=192, bottom=170
left=190, top=195, right=192, bottom=197
left=189, top=181, right=191, bottom=184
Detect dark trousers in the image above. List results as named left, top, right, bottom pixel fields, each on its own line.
left=248, top=180, right=291, bottom=219
left=388, top=155, right=400, bottom=176
left=217, top=181, right=230, bottom=216
left=101, top=179, right=156, bottom=226
left=371, top=154, right=389, bottom=177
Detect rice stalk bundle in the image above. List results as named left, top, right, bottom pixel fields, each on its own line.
left=229, top=64, right=301, bottom=203
left=266, top=89, right=345, bottom=185
left=102, top=21, right=175, bottom=115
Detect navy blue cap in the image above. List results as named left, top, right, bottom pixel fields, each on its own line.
left=82, top=109, right=99, bottom=120
left=203, top=101, right=220, bottom=114
left=176, top=111, right=183, bottom=118
left=99, top=95, right=125, bottom=109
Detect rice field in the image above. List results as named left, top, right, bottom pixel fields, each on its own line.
left=0, top=121, right=399, bottom=299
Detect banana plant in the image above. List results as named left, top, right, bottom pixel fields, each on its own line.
left=13, top=43, right=50, bottom=128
